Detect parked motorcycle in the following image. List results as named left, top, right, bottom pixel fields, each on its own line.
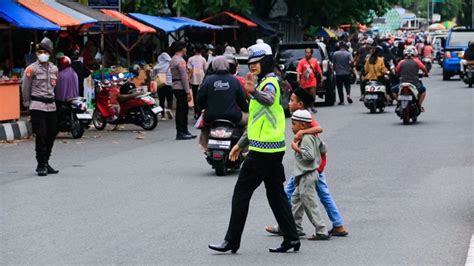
left=364, top=81, right=388, bottom=113
left=462, top=60, right=474, bottom=88
left=92, top=79, right=161, bottom=131
left=422, top=57, right=433, bottom=73
left=395, top=82, right=421, bottom=125
left=206, top=120, right=245, bottom=176
left=57, top=97, right=91, bottom=139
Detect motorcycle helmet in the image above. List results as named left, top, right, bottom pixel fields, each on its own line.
left=129, top=64, right=140, bottom=77
left=57, top=56, right=71, bottom=71
left=403, top=46, right=417, bottom=57
left=225, top=53, right=238, bottom=75
left=375, top=45, right=384, bottom=55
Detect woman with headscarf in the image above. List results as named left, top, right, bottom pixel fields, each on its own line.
left=208, top=43, right=300, bottom=254
left=153, top=52, right=173, bottom=120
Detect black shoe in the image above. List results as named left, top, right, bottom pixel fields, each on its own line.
left=36, top=165, right=48, bottom=176
left=308, top=233, right=331, bottom=240
left=269, top=240, right=301, bottom=253
left=338, top=102, right=345, bottom=105
left=46, top=164, right=59, bottom=174
left=208, top=241, right=239, bottom=253
left=347, top=96, right=353, bottom=104
left=185, top=131, right=197, bottom=138
left=176, top=133, right=196, bottom=140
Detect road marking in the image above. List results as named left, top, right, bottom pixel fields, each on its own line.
left=466, top=234, right=474, bottom=266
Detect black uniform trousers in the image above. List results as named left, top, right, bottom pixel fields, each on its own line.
left=173, top=90, right=189, bottom=134
left=30, top=110, right=58, bottom=166
left=224, top=151, right=299, bottom=246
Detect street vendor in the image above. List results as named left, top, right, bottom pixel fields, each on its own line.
left=21, top=38, right=60, bottom=177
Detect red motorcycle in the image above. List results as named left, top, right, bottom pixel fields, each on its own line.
left=92, top=79, right=161, bottom=131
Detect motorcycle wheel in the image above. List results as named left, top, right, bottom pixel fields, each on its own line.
left=70, top=116, right=85, bottom=139
left=469, top=80, right=473, bottom=88
left=140, top=108, right=158, bottom=130
left=402, top=109, right=410, bottom=125
left=379, top=107, right=385, bottom=113
left=412, top=116, right=417, bottom=123
left=369, top=103, right=377, bottom=114
left=92, top=109, right=107, bottom=130
left=215, top=160, right=228, bottom=176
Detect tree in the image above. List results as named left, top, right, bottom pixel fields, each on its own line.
left=284, top=0, right=398, bottom=28
left=396, top=0, right=464, bottom=21
left=121, top=0, right=253, bottom=18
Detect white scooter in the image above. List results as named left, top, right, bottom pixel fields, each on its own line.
left=364, top=81, right=388, bottom=113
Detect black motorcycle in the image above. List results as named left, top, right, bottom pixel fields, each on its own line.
left=395, top=83, right=421, bottom=125
left=462, top=61, right=474, bottom=88
left=206, top=120, right=244, bottom=176
left=57, top=97, right=91, bottom=138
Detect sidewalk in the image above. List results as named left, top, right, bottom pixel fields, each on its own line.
left=0, top=116, right=32, bottom=141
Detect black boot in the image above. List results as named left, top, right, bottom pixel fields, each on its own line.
left=46, top=164, right=59, bottom=174
left=36, top=164, right=48, bottom=176
left=269, top=240, right=301, bottom=253
left=208, top=241, right=239, bottom=253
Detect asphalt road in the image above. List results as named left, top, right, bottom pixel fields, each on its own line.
left=1, top=65, right=473, bottom=265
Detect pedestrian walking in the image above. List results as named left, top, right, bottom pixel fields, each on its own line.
left=332, top=42, right=354, bottom=105
left=289, top=109, right=330, bottom=240
left=187, top=44, right=207, bottom=119
left=265, top=88, right=348, bottom=238
left=296, top=48, right=322, bottom=98
left=21, top=38, right=60, bottom=176
left=154, top=52, right=174, bottom=120
left=208, top=42, right=300, bottom=254
left=169, top=41, right=196, bottom=140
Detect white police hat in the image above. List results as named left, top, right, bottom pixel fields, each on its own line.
left=247, top=43, right=272, bottom=64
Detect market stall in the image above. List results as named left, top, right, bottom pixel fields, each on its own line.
left=0, top=0, right=60, bottom=121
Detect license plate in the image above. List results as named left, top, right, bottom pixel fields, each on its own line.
left=208, top=139, right=231, bottom=148
left=76, top=113, right=92, bottom=119
left=365, top=94, right=378, bottom=100
left=152, top=106, right=163, bottom=114
left=398, top=95, right=412, bottom=101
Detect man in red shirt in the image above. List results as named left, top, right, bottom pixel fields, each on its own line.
left=297, top=48, right=323, bottom=98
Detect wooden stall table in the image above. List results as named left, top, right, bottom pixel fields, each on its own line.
left=0, top=80, right=21, bottom=121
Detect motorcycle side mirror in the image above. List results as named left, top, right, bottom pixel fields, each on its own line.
left=118, top=73, right=125, bottom=79
left=112, top=76, right=118, bottom=81
left=278, top=64, right=285, bottom=71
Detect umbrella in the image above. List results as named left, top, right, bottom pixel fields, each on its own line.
left=429, top=23, right=445, bottom=30
left=442, top=21, right=456, bottom=29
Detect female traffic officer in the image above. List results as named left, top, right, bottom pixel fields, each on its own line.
left=208, top=43, right=300, bottom=254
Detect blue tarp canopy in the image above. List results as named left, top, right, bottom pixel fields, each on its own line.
left=170, top=17, right=223, bottom=30
left=129, top=13, right=222, bottom=33
left=129, top=13, right=188, bottom=33
left=0, top=0, right=60, bottom=30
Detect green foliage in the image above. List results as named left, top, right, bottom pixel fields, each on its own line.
left=179, top=0, right=253, bottom=19
left=287, top=0, right=398, bottom=27
left=396, top=0, right=464, bottom=21
left=121, top=0, right=253, bottom=18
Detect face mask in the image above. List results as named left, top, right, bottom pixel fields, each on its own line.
left=38, top=54, right=50, bottom=63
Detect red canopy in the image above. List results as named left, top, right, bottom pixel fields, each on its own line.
left=202, top=11, right=257, bottom=27
left=100, top=9, right=155, bottom=33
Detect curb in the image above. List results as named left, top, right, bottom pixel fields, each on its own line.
left=0, top=121, right=32, bottom=141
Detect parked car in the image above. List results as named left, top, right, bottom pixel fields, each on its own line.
left=275, top=42, right=336, bottom=105
left=442, top=28, right=474, bottom=80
